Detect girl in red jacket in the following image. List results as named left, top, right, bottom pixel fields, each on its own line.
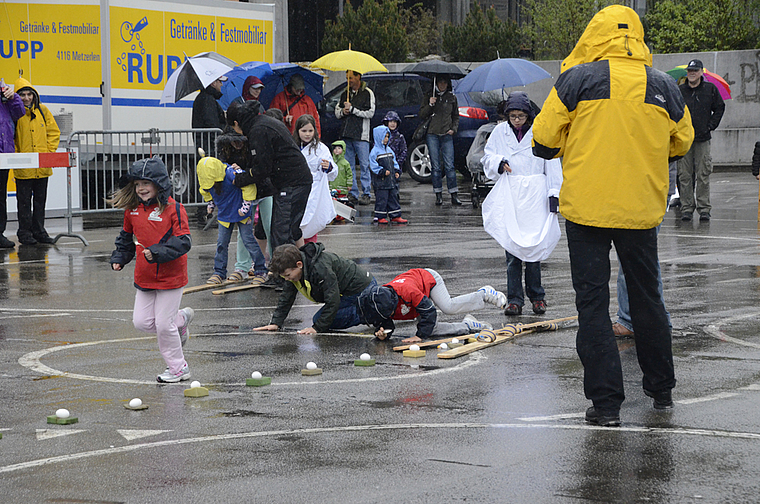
left=109, top=157, right=194, bottom=383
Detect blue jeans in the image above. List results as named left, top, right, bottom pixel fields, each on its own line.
left=616, top=225, right=670, bottom=331
left=214, top=221, right=264, bottom=279
left=313, top=278, right=377, bottom=330
left=344, top=139, right=371, bottom=198
left=506, top=251, right=544, bottom=306
left=426, top=133, right=457, bottom=194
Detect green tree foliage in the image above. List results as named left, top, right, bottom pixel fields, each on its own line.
left=523, top=0, right=621, bottom=61
left=644, top=0, right=760, bottom=53
left=321, top=0, right=409, bottom=63
left=441, top=3, right=521, bottom=61
left=402, top=3, right=440, bottom=60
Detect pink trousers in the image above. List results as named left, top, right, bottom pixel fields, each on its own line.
left=133, top=287, right=187, bottom=374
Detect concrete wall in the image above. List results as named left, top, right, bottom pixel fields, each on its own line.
left=323, top=50, right=760, bottom=167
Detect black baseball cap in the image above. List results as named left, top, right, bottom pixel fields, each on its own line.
left=686, top=59, right=703, bottom=70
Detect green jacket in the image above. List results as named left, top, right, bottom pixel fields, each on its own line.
left=270, top=242, right=373, bottom=332
left=329, top=140, right=352, bottom=193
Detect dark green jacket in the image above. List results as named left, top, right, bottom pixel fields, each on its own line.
left=270, top=242, right=373, bottom=332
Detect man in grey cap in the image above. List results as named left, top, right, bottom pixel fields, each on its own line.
left=677, top=58, right=725, bottom=222
left=270, top=73, right=321, bottom=135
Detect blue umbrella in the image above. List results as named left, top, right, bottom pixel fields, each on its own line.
left=219, top=62, right=324, bottom=111
left=454, top=58, right=551, bottom=95
left=219, top=61, right=273, bottom=110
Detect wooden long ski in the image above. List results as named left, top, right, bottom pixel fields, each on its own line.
left=393, top=335, right=474, bottom=352
left=437, top=329, right=536, bottom=359
left=212, top=282, right=264, bottom=295
left=183, top=279, right=237, bottom=294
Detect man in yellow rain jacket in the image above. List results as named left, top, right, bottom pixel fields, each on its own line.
left=532, top=5, right=694, bottom=427
left=13, top=77, right=60, bottom=245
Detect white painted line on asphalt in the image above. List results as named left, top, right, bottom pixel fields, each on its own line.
left=0, top=313, right=71, bottom=320
left=117, top=429, right=172, bottom=441
left=6, top=421, right=760, bottom=474
left=518, top=412, right=586, bottom=422
left=18, top=336, right=485, bottom=386
left=676, top=392, right=740, bottom=405
left=36, top=429, right=86, bottom=441
left=740, top=384, right=760, bottom=391
left=705, top=324, right=760, bottom=349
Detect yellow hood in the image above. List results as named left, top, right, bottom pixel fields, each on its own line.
left=561, top=5, right=651, bottom=73
left=196, top=156, right=226, bottom=190
left=14, top=76, right=35, bottom=94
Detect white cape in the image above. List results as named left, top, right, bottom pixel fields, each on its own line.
left=481, top=122, right=562, bottom=262
left=300, top=142, right=338, bottom=238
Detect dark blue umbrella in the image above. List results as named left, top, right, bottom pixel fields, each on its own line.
left=454, top=58, right=551, bottom=95
left=219, top=61, right=273, bottom=110
left=219, top=62, right=323, bottom=111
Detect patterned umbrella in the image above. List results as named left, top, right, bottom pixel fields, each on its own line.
left=666, top=65, right=731, bottom=100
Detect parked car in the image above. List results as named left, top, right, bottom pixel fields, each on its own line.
left=317, top=73, right=493, bottom=183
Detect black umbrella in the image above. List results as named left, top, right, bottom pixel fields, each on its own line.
left=403, top=60, right=466, bottom=80
left=403, top=60, right=466, bottom=97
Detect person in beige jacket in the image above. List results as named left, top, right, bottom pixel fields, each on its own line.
left=14, top=77, right=60, bottom=245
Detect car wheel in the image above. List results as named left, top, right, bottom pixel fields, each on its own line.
left=406, top=141, right=432, bottom=183
left=169, top=162, right=191, bottom=202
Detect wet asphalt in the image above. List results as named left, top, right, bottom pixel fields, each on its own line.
left=2, top=172, right=760, bottom=503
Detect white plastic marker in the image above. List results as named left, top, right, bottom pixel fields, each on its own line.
left=409, top=344, right=420, bottom=352
left=128, top=398, right=142, bottom=408
left=190, top=381, right=201, bottom=389
left=360, top=353, right=371, bottom=361
left=306, top=362, right=317, bottom=370
left=251, top=371, right=262, bottom=379
left=55, top=409, right=70, bottom=419
left=439, top=343, right=449, bottom=350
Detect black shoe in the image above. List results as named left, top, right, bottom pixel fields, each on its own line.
left=259, top=274, right=280, bottom=289
left=681, top=213, right=692, bottom=222
left=35, top=235, right=56, bottom=244
left=435, top=193, right=443, bottom=206
left=451, top=193, right=462, bottom=206
left=347, top=194, right=359, bottom=206
left=18, top=235, right=37, bottom=245
left=585, top=407, right=621, bottom=427
left=532, top=300, right=546, bottom=314
left=644, top=389, right=673, bottom=410
left=699, top=213, right=711, bottom=222
left=358, top=194, right=371, bottom=205
left=504, top=303, right=522, bottom=316
left=0, top=234, right=14, bottom=248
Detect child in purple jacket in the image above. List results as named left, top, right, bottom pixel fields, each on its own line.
left=0, top=80, right=25, bottom=248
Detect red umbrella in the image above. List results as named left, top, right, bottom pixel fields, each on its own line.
left=666, top=65, right=731, bottom=100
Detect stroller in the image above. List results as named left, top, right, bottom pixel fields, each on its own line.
left=467, top=122, right=498, bottom=209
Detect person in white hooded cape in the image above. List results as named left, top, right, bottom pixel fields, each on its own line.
left=480, top=92, right=562, bottom=315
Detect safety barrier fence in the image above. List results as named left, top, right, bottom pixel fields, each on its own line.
left=59, top=128, right=223, bottom=245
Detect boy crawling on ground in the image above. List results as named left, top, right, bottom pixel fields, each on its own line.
left=253, top=243, right=376, bottom=334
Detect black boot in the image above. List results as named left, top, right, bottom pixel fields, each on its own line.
left=435, top=193, right=443, bottom=206
left=451, top=192, right=462, bottom=206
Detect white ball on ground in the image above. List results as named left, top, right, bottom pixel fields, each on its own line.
left=360, top=353, right=371, bottom=361
left=451, top=338, right=459, bottom=344
left=55, top=408, right=70, bottom=419
left=251, top=371, right=262, bottom=379
left=439, top=343, right=449, bottom=350
left=190, top=380, right=201, bottom=388
left=306, top=362, right=317, bottom=370
left=409, top=344, right=420, bottom=351
left=128, top=398, right=142, bottom=408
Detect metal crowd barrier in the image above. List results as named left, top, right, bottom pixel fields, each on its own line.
left=63, top=128, right=223, bottom=245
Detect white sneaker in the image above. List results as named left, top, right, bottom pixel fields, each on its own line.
left=178, top=307, right=194, bottom=347
left=156, top=363, right=191, bottom=383
left=478, top=285, right=507, bottom=309
left=463, top=314, right=493, bottom=333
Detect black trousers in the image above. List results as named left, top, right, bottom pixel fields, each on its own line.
left=0, top=169, right=8, bottom=234
left=565, top=220, right=675, bottom=413
left=269, top=184, right=310, bottom=250
left=15, top=177, right=50, bottom=240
